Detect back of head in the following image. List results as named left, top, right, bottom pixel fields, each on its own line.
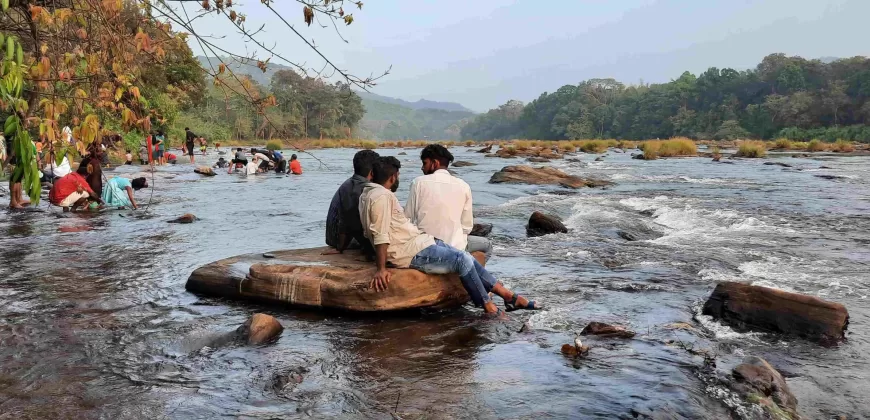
left=420, top=144, right=454, bottom=168
left=185, top=127, right=190, bottom=131
left=372, top=156, right=401, bottom=185
left=237, top=148, right=243, bottom=152
left=353, top=149, right=380, bottom=177
left=291, top=154, right=297, bottom=160
left=131, top=177, right=148, bottom=190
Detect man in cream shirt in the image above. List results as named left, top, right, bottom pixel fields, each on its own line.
left=405, top=144, right=492, bottom=260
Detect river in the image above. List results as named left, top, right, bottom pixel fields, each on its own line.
left=1, top=147, right=868, bottom=419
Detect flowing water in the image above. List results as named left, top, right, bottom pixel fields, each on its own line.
left=1, top=147, right=869, bottom=419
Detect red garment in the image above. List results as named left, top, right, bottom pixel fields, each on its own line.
left=49, top=173, right=95, bottom=205
left=166, top=152, right=177, bottom=160
left=289, top=160, right=302, bottom=175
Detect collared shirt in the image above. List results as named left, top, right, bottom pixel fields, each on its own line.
left=405, top=169, right=474, bottom=250
left=360, top=183, right=435, bottom=268
left=325, top=174, right=369, bottom=247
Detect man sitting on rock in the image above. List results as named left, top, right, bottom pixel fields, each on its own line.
left=323, top=149, right=379, bottom=257
left=405, top=144, right=492, bottom=261
left=359, top=156, right=542, bottom=316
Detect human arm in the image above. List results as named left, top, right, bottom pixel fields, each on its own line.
left=404, top=180, right=417, bottom=222
left=126, top=186, right=138, bottom=210
left=371, top=243, right=391, bottom=291
left=461, top=185, right=474, bottom=235
left=368, top=196, right=392, bottom=291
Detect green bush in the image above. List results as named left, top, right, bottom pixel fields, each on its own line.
left=735, top=141, right=767, bottom=158
left=265, top=139, right=283, bottom=151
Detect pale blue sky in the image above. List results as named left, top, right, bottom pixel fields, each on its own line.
left=187, top=0, right=869, bottom=111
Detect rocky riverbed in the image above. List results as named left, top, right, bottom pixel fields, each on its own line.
left=1, top=147, right=868, bottom=419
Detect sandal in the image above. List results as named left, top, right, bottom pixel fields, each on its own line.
left=504, top=294, right=543, bottom=312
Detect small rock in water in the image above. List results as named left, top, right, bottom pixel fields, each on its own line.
left=526, top=211, right=568, bottom=237
left=262, top=253, right=276, bottom=259
left=819, top=166, right=832, bottom=169
left=168, top=213, right=197, bottom=224
left=452, top=161, right=476, bottom=167
left=730, top=356, right=799, bottom=419
left=398, top=152, right=407, bottom=156
left=237, top=313, right=284, bottom=345
left=194, top=166, right=216, bottom=176
left=617, top=231, right=638, bottom=241
left=476, top=145, right=493, bottom=153
left=527, top=157, right=550, bottom=163
left=518, top=322, right=533, bottom=333
left=469, top=223, right=493, bottom=237
left=639, top=209, right=656, bottom=217
left=763, top=161, right=793, bottom=168
left=594, top=156, right=604, bottom=162
left=560, top=340, right=590, bottom=358
left=580, top=322, right=636, bottom=339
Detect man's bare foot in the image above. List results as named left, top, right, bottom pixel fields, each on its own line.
left=20, top=200, right=30, bottom=206
left=10, top=203, right=24, bottom=209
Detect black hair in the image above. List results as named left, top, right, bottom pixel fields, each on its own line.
left=185, top=127, right=190, bottom=131
left=420, top=144, right=454, bottom=167
left=237, top=148, right=243, bottom=152
left=291, top=154, right=297, bottom=160
left=372, top=156, right=401, bottom=185
left=132, top=177, right=148, bottom=190
left=352, top=149, right=380, bottom=177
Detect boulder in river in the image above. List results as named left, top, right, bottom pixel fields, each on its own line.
left=702, top=282, right=849, bottom=342
left=168, top=213, right=198, bottom=224
left=194, top=166, right=216, bottom=176
left=580, top=322, right=636, bottom=339
left=237, top=313, right=284, bottom=345
left=469, top=223, right=493, bottom=237
left=489, top=165, right=612, bottom=189
left=476, top=145, right=493, bottom=153
left=527, top=157, right=550, bottom=163
left=398, top=152, right=407, bottom=156
left=186, top=247, right=487, bottom=311
left=561, top=342, right=590, bottom=358
left=452, top=161, right=476, bottom=167
left=527, top=211, right=568, bottom=237
left=730, top=356, right=799, bottom=419
left=763, top=162, right=793, bottom=168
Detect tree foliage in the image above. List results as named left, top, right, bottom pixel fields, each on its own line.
left=462, top=54, right=870, bottom=142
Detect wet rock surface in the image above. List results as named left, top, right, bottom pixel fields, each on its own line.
left=168, top=213, right=198, bottom=224
left=469, top=223, right=493, bottom=237
left=526, top=211, right=568, bottom=237
left=489, top=165, right=612, bottom=189
left=452, top=161, right=476, bottom=167
left=730, top=356, right=799, bottom=419
left=237, top=313, right=284, bottom=345
left=580, top=322, right=636, bottom=339
left=194, top=167, right=216, bottom=176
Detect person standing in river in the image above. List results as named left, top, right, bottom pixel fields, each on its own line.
left=184, top=127, right=197, bottom=164
left=288, top=154, right=302, bottom=175
left=405, top=144, right=492, bottom=261
left=323, top=149, right=380, bottom=256
left=359, top=156, right=542, bottom=316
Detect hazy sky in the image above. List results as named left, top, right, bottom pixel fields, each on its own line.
left=188, top=0, right=869, bottom=111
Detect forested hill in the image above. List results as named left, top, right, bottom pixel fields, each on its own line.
left=358, top=98, right=474, bottom=140
left=356, top=91, right=472, bottom=112
left=461, top=53, right=870, bottom=142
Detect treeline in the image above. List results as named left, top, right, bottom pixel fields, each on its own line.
left=358, top=99, right=474, bottom=140
left=175, top=68, right=364, bottom=143
left=462, top=54, right=870, bottom=142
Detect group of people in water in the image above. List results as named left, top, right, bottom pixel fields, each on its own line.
left=215, top=148, right=302, bottom=176
left=324, top=146, right=542, bottom=317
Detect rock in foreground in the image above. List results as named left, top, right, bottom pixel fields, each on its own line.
left=186, top=247, right=487, bottom=312
left=168, top=213, right=198, bottom=224
left=702, top=282, right=848, bottom=341
left=527, top=211, right=568, bottom=237
left=489, top=165, right=611, bottom=189
left=194, top=166, right=216, bottom=176
left=469, top=223, right=493, bottom=237
left=237, top=313, right=284, bottom=345
left=580, top=322, right=636, bottom=339
left=730, top=356, right=799, bottom=419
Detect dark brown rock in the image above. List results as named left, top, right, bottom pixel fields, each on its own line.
left=489, top=165, right=612, bottom=189
left=561, top=343, right=590, bottom=357
left=580, top=322, right=636, bottom=339
left=237, top=313, right=284, bottom=345
left=764, top=162, right=793, bottom=168
left=194, top=166, right=216, bottom=176
left=702, top=282, right=849, bottom=342
left=476, top=145, right=493, bottom=153
left=527, top=157, right=550, bottom=163
left=469, top=223, right=493, bottom=237
left=594, top=156, right=604, bottom=162
left=731, top=356, right=799, bottom=419
left=168, top=213, right=197, bottom=224
left=398, top=152, right=407, bottom=155
left=452, top=160, right=476, bottom=167
left=527, top=211, right=568, bottom=237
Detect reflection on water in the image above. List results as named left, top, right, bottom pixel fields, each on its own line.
left=1, top=149, right=869, bottom=419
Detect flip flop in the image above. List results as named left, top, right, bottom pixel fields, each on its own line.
left=504, top=294, right=543, bottom=312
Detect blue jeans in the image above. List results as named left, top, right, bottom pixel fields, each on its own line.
left=410, top=240, right=498, bottom=306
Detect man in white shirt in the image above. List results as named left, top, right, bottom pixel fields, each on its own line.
left=360, top=156, right=541, bottom=316
left=405, top=144, right=492, bottom=261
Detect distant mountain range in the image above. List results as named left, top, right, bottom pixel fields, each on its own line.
left=355, top=91, right=472, bottom=113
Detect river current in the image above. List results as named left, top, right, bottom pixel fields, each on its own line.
left=1, top=147, right=868, bottom=419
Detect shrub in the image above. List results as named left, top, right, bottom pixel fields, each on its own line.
left=514, top=140, right=533, bottom=151
left=642, top=144, right=659, bottom=160
left=658, top=137, right=697, bottom=157
left=265, top=139, right=283, bottom=151
left=773, top=138, right=792, bottom=150
left=360, top=141, right=378, bottom=150
left=806, top=139, right=826, bottom=152
left=465, top=140, right=474, bottom=146
left=617, top=140, right=637, bottom=150
left=792, top=141, right=808, bottom=150
left=578, top=140, right=608, bottom=153
left=559, top=142, right=576, bottom=152
left=735, top=141, right=767, bottom=158
left=831, top=139, right=855, bottom=152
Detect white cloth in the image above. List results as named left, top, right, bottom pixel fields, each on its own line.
left=360, top=183, right=435, bottom=268
left=43, top=156, right=72, bottom=178
left=245, top=161, right=258, bottom=175
left=254, top=153, right=272, bottom=163
left=405, top=169, right=474, bottom=251
left=60, top=190, right=88, bottom=207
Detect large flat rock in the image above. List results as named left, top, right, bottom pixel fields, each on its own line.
left=489, top=165, right=611, bottom=189
left=186, top=247, right=485, bottom=312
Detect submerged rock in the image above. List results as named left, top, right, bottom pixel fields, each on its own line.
left=815, top=174, right=848, bottom=180
left=617, top=231, right=638, bottom=241
left=527, top=157, right=550, bottom=163
left=469, top=223, right=493, bottom=237
left=594, top=156, right=604, bottom=162
left=237, top=313, right=284, bottom=345
left=452, top=161, right=476, bottom=167
left=168, top=213, right=198, bottom=224
left=702, top=282, right=849, bottom=342
left=527, top=211, right=568, bottom=237
left=194, top=166, right=216, bottom=176
left=489, top=165, right=612, bottom=189
left=398, top=152, right=407, bottom=156
left=764, top=162, right=793, bottom=168
left=580, top=322, right=636, bottom=339
left=476, top=145, right=493, bottom=153
left=730, top=356, right=799, bottom=419
left=560, top=343, right=590, bottom=358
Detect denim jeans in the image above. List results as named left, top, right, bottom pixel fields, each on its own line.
left=465, top=235, right=493, bottom=262
left=410, top=240, right=498, bottom=306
